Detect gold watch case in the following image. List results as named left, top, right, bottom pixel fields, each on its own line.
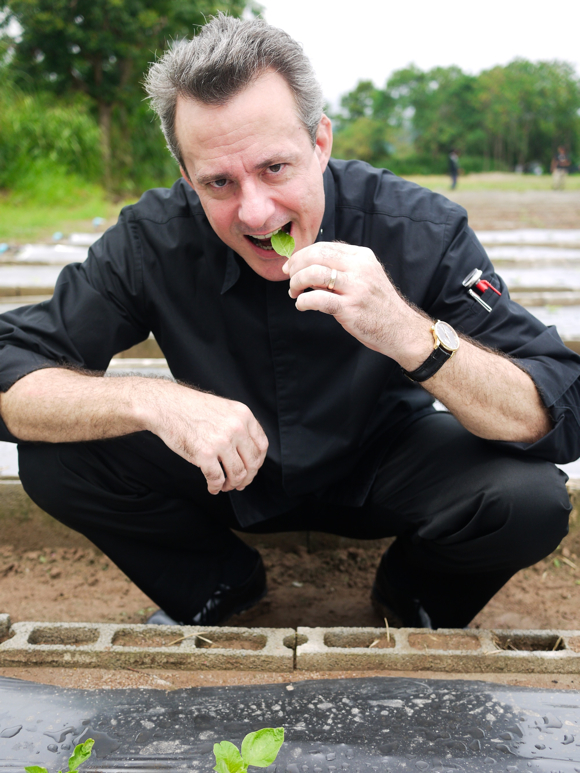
left=431, top=320, right=460, bottom=355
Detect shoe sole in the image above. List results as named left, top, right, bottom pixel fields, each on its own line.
left=370, top=585, right=404, bottom=628
left=219, top=585, right=268, bottom=624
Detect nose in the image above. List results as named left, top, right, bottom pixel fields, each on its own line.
left=237, top=180, right=276, bottom=231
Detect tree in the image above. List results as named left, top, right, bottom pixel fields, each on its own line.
left=1, top=0, right=250, bottom=190
left=477, top=59, right=580, bottom=170
left=332, top=59, right=580, bottom=174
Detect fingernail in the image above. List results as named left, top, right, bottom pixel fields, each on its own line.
left=282, top=261, right=289, bottom=274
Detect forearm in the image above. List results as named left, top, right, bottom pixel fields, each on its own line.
left=0, top=367, right=269, bottom=495
left=423, top=340, right=551, bottom=442
left=396, top=317, right=552, bottom=443
left=0, top=368, right=158, bottom=442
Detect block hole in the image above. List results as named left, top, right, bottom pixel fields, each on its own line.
left=283, top=633, right=308, bottom=650
left=323, top=631, right=395, bottom=649
left=408, top=633, right=480, bottom=651
left=28, top=626, right=99, bottom=646
left=0, top=629, right=15, bottom=645
left=112, top=629, right=184, bottom=648
left=194, top=631, right=266, bottom=650
left=492, top=633, right=566, bottom=652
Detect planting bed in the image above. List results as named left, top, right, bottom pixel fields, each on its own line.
left=1, top=525, right=580, bottom=631
left=3, top=673, right=580, bottom=772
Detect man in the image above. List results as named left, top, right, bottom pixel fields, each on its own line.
left=0, top=15, right=578, bottom=630
left=448, top=149, right=460, bottom=190
left=551, top=146, right=571, bottom=190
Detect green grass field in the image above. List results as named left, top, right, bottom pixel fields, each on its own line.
left=403, top=172, right=580, bottom=192
left=0, top=174, right=137, bottom=244
left=1, top=172, right=579, bottom=245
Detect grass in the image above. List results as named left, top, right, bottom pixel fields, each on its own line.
left=402, top=172, right=580, bottom=193
left=2, top=171, right=580, bottom=245
left=0, top=172, right=138, bottom=244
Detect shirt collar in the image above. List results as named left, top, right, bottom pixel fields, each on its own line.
left=220, top=163, right=336, bottom=295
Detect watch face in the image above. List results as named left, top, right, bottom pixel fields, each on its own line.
left=434, top=320, right=459, bottom=351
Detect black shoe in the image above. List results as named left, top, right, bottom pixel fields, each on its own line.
left=147, top=554, right=267, bottom=626
left=371, top=552, right=433, bottom=629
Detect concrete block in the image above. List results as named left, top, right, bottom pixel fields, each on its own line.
left=0, top=622, right=295, bottom=671
left=296, top=627, right=580, bottom=673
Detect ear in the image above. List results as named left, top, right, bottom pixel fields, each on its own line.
left=180, top=167, right=195, bottom=189
left=314, top=114, right=333, bottom=172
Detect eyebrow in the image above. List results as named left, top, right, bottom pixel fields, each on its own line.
left=195, top=153, right=300, bottom=186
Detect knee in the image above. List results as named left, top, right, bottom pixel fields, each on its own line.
left=18, top=442, right=72, bottom=520
left=494, top=459, right=570, bottom=566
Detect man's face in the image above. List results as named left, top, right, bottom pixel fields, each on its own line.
left=175, top=71, right=332, bottom=282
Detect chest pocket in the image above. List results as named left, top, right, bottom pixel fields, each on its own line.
left=463, top=269, right=503, bottom=318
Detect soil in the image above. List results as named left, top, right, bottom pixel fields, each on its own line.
left=447, top=189, right=580, bottom=231
left=1, top=523, right=579, bottom=631
left=2, top=190, right=580, bottom=636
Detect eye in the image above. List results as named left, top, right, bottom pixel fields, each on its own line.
left=209, top=178, right=228, bottom=189
left=267, top=163, right=285, bottom=174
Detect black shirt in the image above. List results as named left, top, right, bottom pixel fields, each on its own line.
left=1, top=159, right=579, bottom=526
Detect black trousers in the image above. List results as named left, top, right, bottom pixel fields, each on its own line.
left=18, top=412, right=571, bottom=628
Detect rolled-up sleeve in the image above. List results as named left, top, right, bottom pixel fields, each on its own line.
left=425, top=210, right=580, bottom=463
left=0, top=211, right=150, bottom=442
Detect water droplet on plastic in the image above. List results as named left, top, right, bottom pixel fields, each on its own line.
left=47, top=744, right=58, bottom=753
left=0, top=726, right=22, bottom=739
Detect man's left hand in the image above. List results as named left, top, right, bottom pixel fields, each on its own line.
left=284, top=241, right=429, bottom=368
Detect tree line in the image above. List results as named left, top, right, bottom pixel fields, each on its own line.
left=2, top=1, right=579, bottom=194
left=331, top=60, right=580, bottom=175
left=0, top=0, right=251, bottom=194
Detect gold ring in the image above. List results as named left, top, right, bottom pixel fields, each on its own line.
left=327, top=268, right=337, bottom=291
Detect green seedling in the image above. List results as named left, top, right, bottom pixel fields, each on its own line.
left=271, top=230, right=295, bottom=258
left=25, top=738, right=94, bottom=773
left=213, top=727, right=284, bottom=773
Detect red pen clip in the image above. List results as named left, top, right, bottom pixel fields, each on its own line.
left=475, top=279, right=501, bottom=297
left=462, top=269, right=501, bottom=312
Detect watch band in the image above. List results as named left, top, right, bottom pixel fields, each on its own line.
left=402, top=345, right=453, bottom=383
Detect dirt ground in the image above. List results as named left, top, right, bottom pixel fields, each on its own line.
left=442, top=188, right=580, bottom=231
left=1, top=520, right=579, bottom=631
left=2, top=190, right=580, bottom=632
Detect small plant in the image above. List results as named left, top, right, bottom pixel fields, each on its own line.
left=213, top=727, right=284, bottom=773
left=25, top=739, right=95, bottom=773
left=271, top=231, right=295, bottom=258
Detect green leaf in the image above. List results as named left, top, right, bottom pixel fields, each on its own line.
left=25, top=767, right=49, bottom=773
left=213, top=740, right=246, bottom=773
left=271, top=231, right=295, bottom=259
left=241, top=727, right=284, bottom=768
left=67, top=739, right=94, bottom=772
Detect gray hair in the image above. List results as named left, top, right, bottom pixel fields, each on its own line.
left=144, top=13, right=324, bottom=173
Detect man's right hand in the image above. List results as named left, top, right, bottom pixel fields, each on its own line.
left=143, top=386, right=269, bottom=494
left=0, top=369, right=269, bottom=496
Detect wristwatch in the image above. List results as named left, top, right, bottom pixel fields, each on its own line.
left=403, top=320, right=460, bottom=383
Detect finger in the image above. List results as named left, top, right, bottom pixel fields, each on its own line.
left=295, top=289, right=343, bottom=316
left=219, top=448, right=253, bottom=492
left=289, top=265, right=343, bottom=299
left=200, top=458, right=226, bottom=495
left=247, top=418, right=269, bottom=461
left=287, top=242, right=355, bottom=277
left=235, top=440, right=264, bottom=491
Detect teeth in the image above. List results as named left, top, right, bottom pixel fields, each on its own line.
left=251, top=227, right=283, bottom=241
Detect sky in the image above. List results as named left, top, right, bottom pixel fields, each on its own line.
left=260, top=0, right=580, bottom=109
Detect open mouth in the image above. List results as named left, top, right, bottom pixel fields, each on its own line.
left=246, top=222, right=292, bottom=251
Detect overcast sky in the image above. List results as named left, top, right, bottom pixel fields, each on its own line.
left=260, top=0, right=580, bottom=109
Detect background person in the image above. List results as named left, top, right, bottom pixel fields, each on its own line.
left=551, top=145, right=571, bottom=189
left=448, top=149, right=460, bottom=189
